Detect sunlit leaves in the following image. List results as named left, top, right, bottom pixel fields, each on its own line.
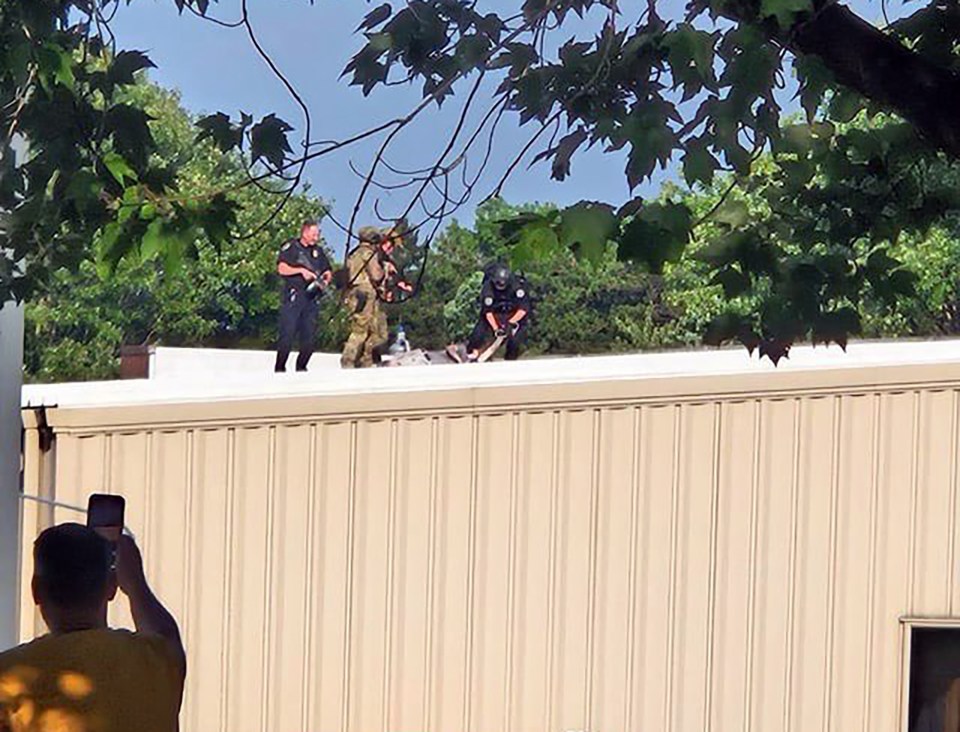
left=0, top=3, right=249, bottom=304
left=498, top=210, right=562, bottom=267
left=102, top=153, right=137, bottom=185
left=558, top=201, right=617, bottom=262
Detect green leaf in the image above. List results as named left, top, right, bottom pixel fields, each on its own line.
left=64, top=171, right=102, bottom=206
left=356, top=3, right=392, bottom=31
left=141, top=218, right=165, bottom=260
left=105, top=104, right=155, bottom=170
left=716, top=28, right=778, bottom=106
left=533, top=128, right=588, bottom=181
left=95, top=222, right=130, bottom=274
left=887, top=268, right=918, bottom=297
left=107, top=50, right=156, bottom=87
left=163, top=231, right=190, bottom=273
left=703, top=312, right=745, bottom=347
left=37, top=43, right=75, bottom=91
left=558, top=201, right=617, bottom=262
left=811, top=307, right=861, bottom=349
left=196, top=112, right=245, bottom=153
left=194, top=193, right=239, bottom=246
left=710, top=267, right=751, bottom=298
left=137, top=217, right=195, bottom=271
left=250, top=114, right=294, bottom=169
left=828, top=90, right=865, bottom=124
left=510, top=223, right=560, bottom=268
left=621, top=103, right=678, bottom=189
left=713, top=199, right=750, bottom=228
left=682, top=140, right=719, bottom=188
left=455, top=34, right=491, bottom=69
left=663, top=24, right=718, bottom=99
left=617, top=202, right=692, bottom=273
left=865, top=249, right=901, bottom=276
left=793, top=56, right=832, bottom=122
left=6, top=41, right=32, bottom=87
left=102, top=153, right=138, bottom=185
left=342, top=45, right=389, bottom=94
left=759, top=0, right=812, bottom=28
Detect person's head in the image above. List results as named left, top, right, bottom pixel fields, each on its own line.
left=490, top=263, right=512, bottom=291
left=300, top=220, right=320, bottom=246
left=358, top=226, right=384, bottom=247
left=32, top=523, right=117, bottom=633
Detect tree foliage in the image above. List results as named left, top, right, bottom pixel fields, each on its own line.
left=7, top=0, right=960, bottom=360
left=22, top=80, right=337, bottom=381
left=340, top=0, right=960, bottom=358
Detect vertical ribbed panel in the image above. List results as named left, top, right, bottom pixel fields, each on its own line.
left=24, top=385, right=960, bottom=732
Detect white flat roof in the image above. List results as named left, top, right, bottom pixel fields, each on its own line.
left=20, top=338, right=960, bottom=410
left=148, top=347, right=341, bottom=378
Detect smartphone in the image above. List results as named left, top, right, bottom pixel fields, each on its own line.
left=87, top=494, right=125, bottom=543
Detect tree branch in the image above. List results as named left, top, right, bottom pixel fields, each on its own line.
left=786, top=3, right=960, bottom=156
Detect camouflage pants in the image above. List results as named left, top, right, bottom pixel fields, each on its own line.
left=341, top=290, right=388, bottom=368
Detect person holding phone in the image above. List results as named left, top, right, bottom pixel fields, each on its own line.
left=0, top=522, right=185, bottom=732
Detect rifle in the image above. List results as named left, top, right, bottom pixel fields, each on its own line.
left=381, top=252, right=414, bottom=301
left=291, top=247, right=333, bottom=301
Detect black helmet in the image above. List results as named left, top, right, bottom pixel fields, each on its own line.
left=491, top=264, right=511, bottom=290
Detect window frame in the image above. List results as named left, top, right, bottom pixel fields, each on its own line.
left=899, top=617, right=960, bottom=732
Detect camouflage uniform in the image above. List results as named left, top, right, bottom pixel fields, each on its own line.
left=341, top=229, right=389, bottom=368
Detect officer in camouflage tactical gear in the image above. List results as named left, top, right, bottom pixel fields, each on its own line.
left=340, top=226, right=412, bottom=368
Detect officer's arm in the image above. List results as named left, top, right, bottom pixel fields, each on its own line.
left=278, top=261, right=316, bottom=280
left=365, top=254, right=386, bottom=286
left=478, top=283, right=500, bottom=329
left=317, top=250, right=334, bottom=279
left=509, top=285, right=531, bottom=323
left=508, top=307, right=528, bottom=324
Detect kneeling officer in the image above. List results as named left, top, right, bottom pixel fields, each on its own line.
left=466, top=263, right=531, bottom=361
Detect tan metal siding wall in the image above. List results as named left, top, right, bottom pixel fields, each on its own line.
left=19, top=383, right=960, bottom=732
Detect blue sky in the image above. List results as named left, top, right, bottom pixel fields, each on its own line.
left=111, top=0, right=898, bottom=254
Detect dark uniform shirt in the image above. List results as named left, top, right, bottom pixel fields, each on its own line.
left=479, top=274, right=531, bottom=316
left=278, top=238, right=332, bottom=292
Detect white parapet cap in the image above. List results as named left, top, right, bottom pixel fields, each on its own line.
left=20, top=338, right=960, bottom=410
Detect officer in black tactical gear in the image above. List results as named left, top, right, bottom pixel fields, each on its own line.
left=466, top=262, right=532, bottom=361
left=275, top=220, right=333, bottom=372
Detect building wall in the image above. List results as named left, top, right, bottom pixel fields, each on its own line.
left=19, top=363, right=960, bottom=732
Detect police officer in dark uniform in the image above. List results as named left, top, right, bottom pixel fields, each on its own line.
left=275, top=220, right=333, bottom=372
left=466, top=262, right=532, bottom=361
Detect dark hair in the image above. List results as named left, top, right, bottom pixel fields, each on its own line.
left=301, top=220, right=319, bottom=232
left=34, top=524, right=112, bottom=609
